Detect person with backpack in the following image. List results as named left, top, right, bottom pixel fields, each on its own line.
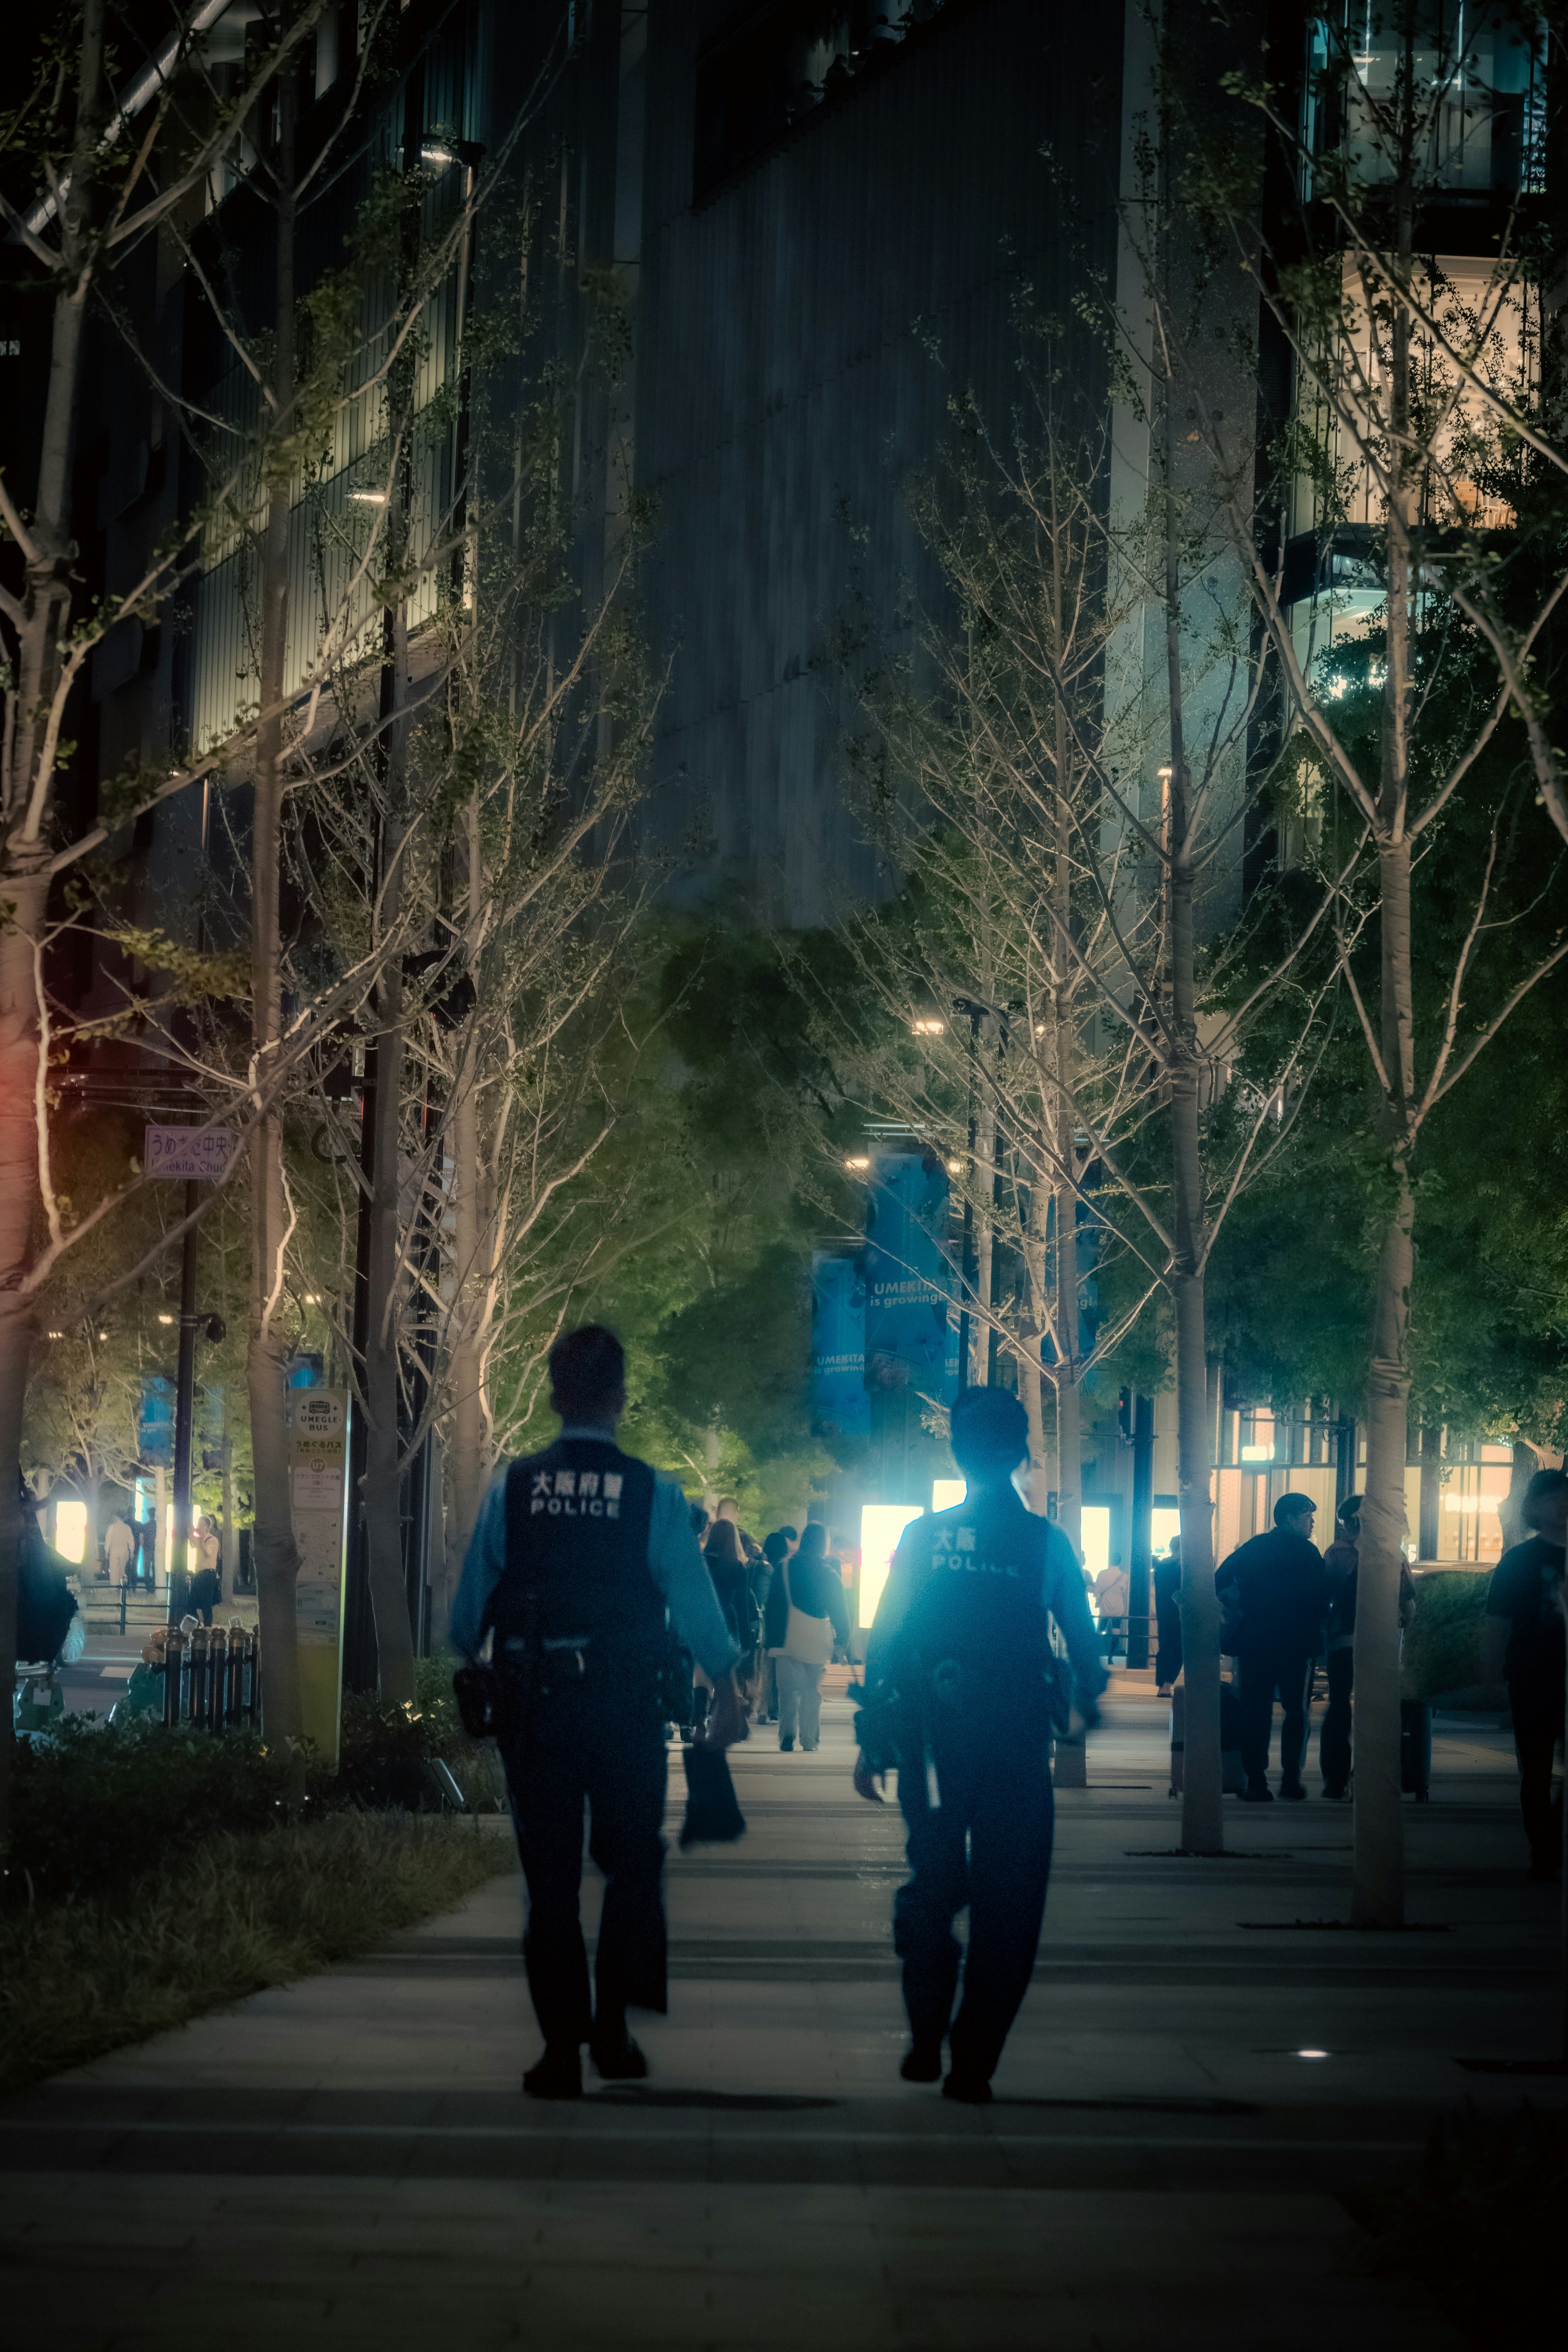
left=764, top=1521, right=849, bottom=1752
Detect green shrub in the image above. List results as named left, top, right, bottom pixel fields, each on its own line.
left=0, top=1811, right=512, bottom=2093
left=7, top=1716, right=299, bottom=1907
left=337, top=1651, right=508, bottom=1813
left=1401, top=1570, right=1492, bottom=1701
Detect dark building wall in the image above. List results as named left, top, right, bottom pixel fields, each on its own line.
left=627, top=0, right=1125, bottom=924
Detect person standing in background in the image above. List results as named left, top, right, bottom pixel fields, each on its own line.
left=104, top=1509, right=135, bottom=1595
left=752, top=1531, right=795, bottom=1725
left=1216, top=1494, right=1327, bottom=1803
left=765, top=1521, right=849, bottom=1752
left=1484, top=1468, right=1567, bottom=1881
left=1319, top=1494, right=1415, bottom=1803
left=1154, top=1537, right=1183, bottom=1697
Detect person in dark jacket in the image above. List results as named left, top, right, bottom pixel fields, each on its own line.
left=1216, top=1493, right=1328, bottom=1802
left=703, top=1517, right=756, bottom=1652
left=751, top=1530, right=796, bottom=1724
left=764, top=1521, right=849, bottom=1751
left=1485, top=1468, right=1567, bottom=1880
left=1154, top=1537, right=1183, bottom=1695
left=450, top=1326, right=744, bottom=2099
left=1319, top=1493, right=1416, bottom=1801
left=856, top=1387, right=1106, bottom=2101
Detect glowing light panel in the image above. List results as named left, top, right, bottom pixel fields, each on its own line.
left=859, top=1504, right=923, bottom=1629
left=931, top=1479, right=966, bottom=1512
left=1080, top=1505, right=1111, bottom=1582
left=54, top=1500, right=87, bottom=1563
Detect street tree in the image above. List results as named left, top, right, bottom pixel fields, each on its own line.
left=1187, top=0, right=1568, bottom=1919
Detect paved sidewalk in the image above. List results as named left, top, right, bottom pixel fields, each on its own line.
left=4, top=1692, right=1561, bottom=2349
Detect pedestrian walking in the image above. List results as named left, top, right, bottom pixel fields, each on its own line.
left=764, top=1521, right=849, bottom=1751
left=703, top=1517, right=755, bottom=1652
left=1216, top=1493, right=1329, bottom=1802
left=104, top=1510, right=135, bottom=1592
left=188, top=1516, right=222, bottom=1627
left=714, top=1496, right=763, bottom=1564
left=1154, top=1536, right=1183, bottom=1695
left=1319, top=1494, right=1416, bottom=1802
left=751, top=1531, right=794, bottom=1723
left=1484, top=1467, right=1567, bottom=1881
left=451, top=1326, right=746, bottom=2100
left=1091, top=1559, right=1129, bottom=1661
left=854, top=1388, right=1105, bottom=2103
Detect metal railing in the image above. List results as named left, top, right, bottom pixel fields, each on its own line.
left=161, top=1624, right=261, bottom=1733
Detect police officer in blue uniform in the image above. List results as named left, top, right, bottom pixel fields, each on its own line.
left=452, top=1326, right=744, bottom=2099
left=855, top=1388, right=1105, bottom=2103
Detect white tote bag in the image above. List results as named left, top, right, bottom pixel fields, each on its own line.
left=781, top=1563, right=834, bottom=1668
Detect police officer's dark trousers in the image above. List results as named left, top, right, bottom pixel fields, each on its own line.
left=502, top=1681, right=668, bottom=2047
left=894, top=1702, right=1054, bottom=2082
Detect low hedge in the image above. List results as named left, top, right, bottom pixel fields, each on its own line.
left=7, top=1652, right=508, bottom=1911
left=1401, top=1569, right=1492, bottom=1703
left=0, top=1810, right=512, bottom=2093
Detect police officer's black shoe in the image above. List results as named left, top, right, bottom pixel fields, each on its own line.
left=522, top=2044, right=583, bottom=2100
left=1279, top=1781, right=1307, bottom=1802
left=590, top=2028, right=648, bottom=2080
left=900, top=2042, right=943, bottom=2083
left=1241, top=1782, right=1274, bottom=1803
left=942, top=2069, right=993, bottom=2105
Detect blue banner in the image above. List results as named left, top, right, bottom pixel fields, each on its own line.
left=864, top=1146, right=955, bottom=1399
left=137, top=1375, right=174, bottom=1468
left=811, top=1253, right=869, bottom=1436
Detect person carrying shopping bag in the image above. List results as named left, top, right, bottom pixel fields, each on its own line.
left=764, top=1521, right=849, bottom=1751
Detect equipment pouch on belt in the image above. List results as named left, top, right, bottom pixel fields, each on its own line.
left=452, top=1662, right=502, bottom=1740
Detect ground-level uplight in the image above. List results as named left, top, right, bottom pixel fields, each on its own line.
left=1295, top=2049, right=1331, bottom=2059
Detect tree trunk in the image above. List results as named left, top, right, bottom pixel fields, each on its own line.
left=0, top=0, right=106, bottom=1847
left=1053, top=1174, right=1082, bottom=1557
left=1351, top=132, right=1418, bottom=1924
left=361, top=848, right=417, bottom=1707
left=1353, top=1161, right=1412, bottom=1926
left=1163, top=362, right=1224, bottom=1852
left=1351, top=795, right=1417, bottom=1929
left=0, top=870, right=49, bottom=1841
left=220, top=1401, right=236, bottom=1599
left=447, top=1056, right=488, bottom=1561
left=971, top=1094, right=996, bottom=1389
left=246, top=73, right=303, bottom=1742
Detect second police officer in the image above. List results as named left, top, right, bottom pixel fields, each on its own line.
left=854, top=1386, right=1107, bottom=2103
left=451, top=1325, right=746, bottom=2099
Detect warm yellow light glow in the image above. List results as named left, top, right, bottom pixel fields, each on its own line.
left=858, top=1503, right=923, bottom=1628
left=931, top=1479, right=966, bottom=1512
left=55, top=1500, right=88, bottom=1564
left=910, top=1018, right=946, bottom=1036
left=947, top=1159, right=962, bottom=1174
left=844, top=1155, right=870, bottom=1171
left=158, top=1313, right=174, bottom=1326
left=1080, top=1504, right=1111, bottom=1582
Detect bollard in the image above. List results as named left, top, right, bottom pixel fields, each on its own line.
left=163, top=1627, right=185, bottom=1726
left=189, top=1626, right=209, bottom=1729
